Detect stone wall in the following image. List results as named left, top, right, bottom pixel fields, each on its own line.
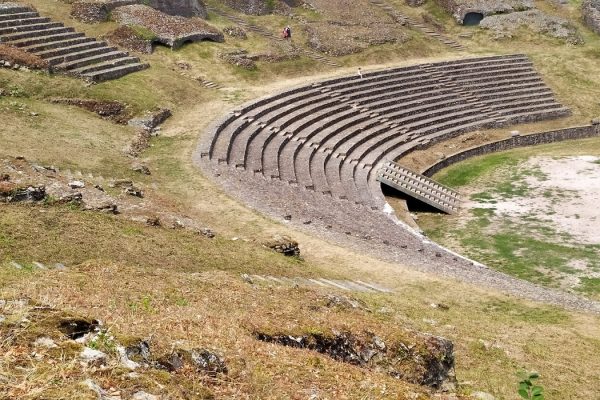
left=583, top=0, right=600, bottom=35
left=422, top=124, right=600, bottom=176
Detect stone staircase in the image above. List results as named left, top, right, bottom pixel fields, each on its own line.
left=246, top=275, right=393, bottom=293
left=0, top=3, right=148, bottom=82
left=369, top=0, right=465, bottom=51
left=377, top=161, right=461, bottom=214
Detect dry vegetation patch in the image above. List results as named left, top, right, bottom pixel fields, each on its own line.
left=0, top=45, right=49, bottom=70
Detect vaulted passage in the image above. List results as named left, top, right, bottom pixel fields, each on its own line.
left=463, top=12, right=484, bottom=26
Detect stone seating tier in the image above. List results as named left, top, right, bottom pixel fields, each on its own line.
left=0, top=4, right=147, bottom=81
left=206, top=55, right=570, bottom=209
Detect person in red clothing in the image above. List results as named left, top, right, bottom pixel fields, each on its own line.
left=282, top=25, right=291, bottom=39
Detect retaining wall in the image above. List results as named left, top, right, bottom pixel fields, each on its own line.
left=422, top=123, right=600, bottom=176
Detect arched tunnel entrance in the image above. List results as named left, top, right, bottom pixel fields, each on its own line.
left=463, top=12, right=484, bottom=26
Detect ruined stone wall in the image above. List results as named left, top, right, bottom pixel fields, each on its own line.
left=422, top=125, right=599, bottom=176
left=583, top=0, right=600, bottom=35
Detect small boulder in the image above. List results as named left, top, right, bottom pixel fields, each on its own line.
left=190, top=349, right=228, bottom=377
left=132, top=163, right=151, bottom=175
left=80, top=347, right=108, bottom=366
left=69, top=180, right=85, bottom=189
left=132, top=392, right=159, bottom=400
left=34, top=337, right=58, bottom=348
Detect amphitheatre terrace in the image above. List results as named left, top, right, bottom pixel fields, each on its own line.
left=197, top=53, right=600, bottom=312
left=3, top=0, right=600, bottom=398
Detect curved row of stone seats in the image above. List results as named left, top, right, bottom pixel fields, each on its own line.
left=0, top=3, right=147, bottom=82
left=206, top=55, right=570, bottom=210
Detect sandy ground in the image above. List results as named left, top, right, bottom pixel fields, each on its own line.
left=463, top=155, right=600, bottom=290
left=467, top=155, right=600, bottom=245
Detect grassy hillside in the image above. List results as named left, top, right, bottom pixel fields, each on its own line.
left=2, top=0, right=600, bottom=398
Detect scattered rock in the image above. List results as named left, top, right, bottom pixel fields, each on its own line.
left=125, top=340, right=152, bottom=364
left=69, top=180, right=85, bottom=189
left=198, top=227, right=216, bottom=238
left=241, top=273, right=254, bottom=284
left=472, top=392, right=496, bottom=400
left=1, top=184, right=46, bottom=203
left=218, top=50, right=257, bottom=70
left=157, top=350, right=186, bottom=372
left=223, top=25, right=247, bottom=39
left=146, top=216, right=162, bottom=226
left=117, top=346, right=140, bottom=370
left=132, top=391, right=159, bottom=400
left=125, top=186, right=144, bottom=198
left=324, top=294, right=367, bottom=310
left=83, top=379, right=122, bottom=400
left=80, top=347, right=108, bottom=366
left=263, top=235, right=301, bottom=257
left=189, top=349, right=228, bottom=377
left=34, top=337, right=58, bottom=348
left=157, top=348, right=227, bottom=376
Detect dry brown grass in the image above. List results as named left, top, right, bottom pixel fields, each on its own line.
left=0, top=44, right=48, bottom=70
left=2, top=0, right=600, bottom=398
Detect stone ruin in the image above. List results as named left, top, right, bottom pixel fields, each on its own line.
left=71, top=0, right=207, bottom=23
left=435, top=0, right=534, bottom=24
left=112, top=5, right=224, bottom=50
left=583, top=0, right=600, bottom=35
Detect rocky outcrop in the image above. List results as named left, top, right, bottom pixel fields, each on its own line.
left=583, top=0, right=600, bottom=35
left=148, top=0, right=207, bottom=18
left=436, top=0, right=534, bottom=23
left=71, top=0, right=207, bottom=22
left=113, top=5, right=224, bottom=49
left=221, top=0, right=290, bottom=15
left=480, top=10, right=583, bottom=44
left=256, top=329, right=456, bottom=389
left=71, top=0, right=141, bottom=23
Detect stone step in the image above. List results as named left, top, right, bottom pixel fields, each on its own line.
left=45, top=43, right=113, bottom=65
left=0, top=11, right=38, bottom=22
left=0, top=16, right=50, bottom=29
left=22, top=35, right=97, bottom=53
left=70, top=55, right=138, bottom=74
left=8, top=31, right=84, bottom=48
left=36, top=40, right=104, bottom=59
left=57, top=49, right=128, bottom=71
left=81, top=62, right=148, bottom=82
left=0, top=6, right=33, bottom=16
left=0, top=21, right=63, bottom=35
left=0, top=25, right=73, bottom=42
